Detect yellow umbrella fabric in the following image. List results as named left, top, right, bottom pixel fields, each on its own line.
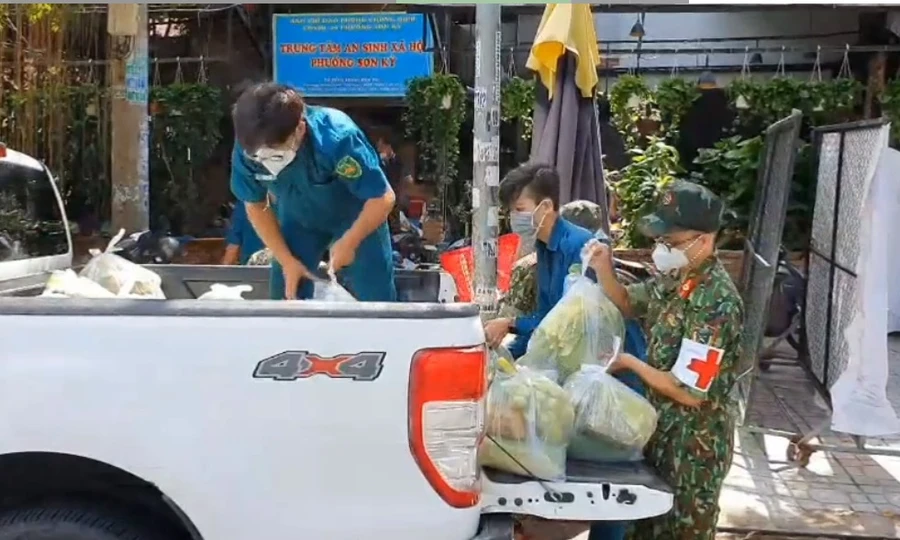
left=525, top=3, right=600, bottom=99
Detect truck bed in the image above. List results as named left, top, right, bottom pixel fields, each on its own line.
left=0, top=264, right=448, bottom=302
left=0, top=264, right=674, bottom=524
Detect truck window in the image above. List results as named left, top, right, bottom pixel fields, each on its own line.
left=0, top=157, right=67, bottom=262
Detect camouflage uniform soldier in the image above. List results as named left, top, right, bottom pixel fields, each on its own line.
left=586, top=180, right=743, bottom=540
left=499, top=200, right=608, bottom=318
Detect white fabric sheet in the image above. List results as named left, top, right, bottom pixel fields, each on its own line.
left=831, top=138, right=900, bottom=437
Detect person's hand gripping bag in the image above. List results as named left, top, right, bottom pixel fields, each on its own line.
left=79, top=229, right=165, bottom=299
left=564, top=364, right=659, bottom=463
left=479, top=358, right=575, bottom=481
left=520, top=245, right=624, bottom=383
left=311, top=279, right=357, bottom=302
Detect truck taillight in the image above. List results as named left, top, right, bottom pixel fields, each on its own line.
left=408, top=346, right=487, bottom=508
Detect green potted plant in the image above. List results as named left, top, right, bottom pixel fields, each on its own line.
left=403, top=74, right=466, bottom=186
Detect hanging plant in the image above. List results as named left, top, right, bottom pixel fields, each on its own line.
left=609, top=74, right=654, bottom=146
left=501, top=76, right=535, bottom=141
left=654, top=78, right=700, bottom=144
left=403, top=74, right=466, bottom=186
left=762, top=77, right=809, bottom=124
left=149, top=83, right=224, bottom=234
left=613, top=138, right=682, bottom=248
left=807, top=77, right=863, bottom=125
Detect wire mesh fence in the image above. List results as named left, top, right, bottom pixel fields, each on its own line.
left=803, top=119, right=890, bottom=395
left=733, top=109, right=803, bottom=425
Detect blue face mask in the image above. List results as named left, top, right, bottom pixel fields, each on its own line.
left=510, top=200, right=550, bottom=256
left=510, top=211, right=535, bottom=236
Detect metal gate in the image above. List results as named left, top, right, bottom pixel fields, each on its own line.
left=733, top=110, right=803, bottom=425
left=803, top=119, right=890, bottom=396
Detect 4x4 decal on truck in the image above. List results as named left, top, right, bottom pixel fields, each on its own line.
left=253, top=351, right=386, bottom=382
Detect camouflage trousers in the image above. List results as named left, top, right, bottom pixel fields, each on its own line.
left=626, top=420, right=734, bottom=540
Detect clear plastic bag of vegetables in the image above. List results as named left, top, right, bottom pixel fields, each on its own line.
left=521, top=247, right=624, bottom=383
left=480, top=358, right=575, bottom=481
left=564, top=364, right=658, bottom=463
left=487, top=345, right=514, bottom=384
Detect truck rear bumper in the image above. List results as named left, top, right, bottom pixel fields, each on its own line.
left=480, top=460, right=674, bottom=522
left=472, top=514, right=514, bottom=540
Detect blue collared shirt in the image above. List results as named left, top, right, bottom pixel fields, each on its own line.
left=508, top=217, right=594, bottom=357
left=231, top=105, right=390, bottom=233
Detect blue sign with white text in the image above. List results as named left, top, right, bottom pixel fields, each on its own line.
left=273, top=12, right=434, bottom=98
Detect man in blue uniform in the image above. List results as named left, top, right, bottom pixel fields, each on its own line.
left=221, top=202, right=264, bottom=265
left=230, top=83, right=396, bottom=301
left=485, top=164, right=640, bottom=360
left=485, top=164, right=644, bottom=540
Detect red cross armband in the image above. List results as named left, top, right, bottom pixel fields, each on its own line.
left=670, top=337, right=725, bottom=394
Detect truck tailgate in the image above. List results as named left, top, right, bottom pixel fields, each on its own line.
left=481, top=460, right=673, bottom=522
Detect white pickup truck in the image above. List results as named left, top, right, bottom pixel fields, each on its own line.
left=0, top=146, right=673, bottom=540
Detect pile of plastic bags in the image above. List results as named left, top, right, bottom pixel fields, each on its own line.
left=41, top=230, right=165, bottom=299
left=479, top=248, right=659, bottom=479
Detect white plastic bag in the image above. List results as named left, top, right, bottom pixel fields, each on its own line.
left=564, top=365, right=658, bottom=463
left=40, top=269, right=117, bottom=299
left=521, top=246, right=624, bottom=382
left=198, top=284, right=253, bottom=300
left=79, top=229, right=165, bottom=299
left=480, top=359, right=574, bottom=481
left=312, top=279, right=356, bottom=302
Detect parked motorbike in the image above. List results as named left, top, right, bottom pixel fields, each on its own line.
left=112, top=230, right=189, bottom=265
left=393, top=231, right=439, bottom=267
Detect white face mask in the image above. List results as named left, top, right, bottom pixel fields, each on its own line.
left=254, top=147, right=297, bottom=177
left=651, top=243, right=690, bottom=273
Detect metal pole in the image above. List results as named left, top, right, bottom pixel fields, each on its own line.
left=472, top=3, right=501, bottom=312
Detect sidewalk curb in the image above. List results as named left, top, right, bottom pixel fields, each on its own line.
left=718, top=525, right=893, bottom=539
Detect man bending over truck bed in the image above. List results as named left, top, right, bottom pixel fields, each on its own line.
left=230, top=82, right=397, bottom=301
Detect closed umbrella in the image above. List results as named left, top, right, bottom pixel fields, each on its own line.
left=526, top=4, right=610, bottom=231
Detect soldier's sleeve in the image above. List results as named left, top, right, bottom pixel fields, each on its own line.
left=671, top=296, right=743, bottom=400
left=231, top=144, right=267, bottom=204
left=331, top=130, right=391, bottom=201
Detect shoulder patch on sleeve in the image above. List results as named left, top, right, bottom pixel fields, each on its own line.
left=335, top=155, right=363, bottom=180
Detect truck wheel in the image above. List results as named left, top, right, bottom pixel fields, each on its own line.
left=0, top=504, right=166, bottom=540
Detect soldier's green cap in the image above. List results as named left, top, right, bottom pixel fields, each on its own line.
left=638, top=179, right=724, bottom=237
left=561, top=200, right=604, bottom=232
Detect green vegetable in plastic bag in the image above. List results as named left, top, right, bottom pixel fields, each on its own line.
left=567, top=434, right=644, bottom=463
left=522, top=274, right=624, bottom=383
left=564, top=365, right=658, bottom=462
left=481, top=362, right=574, bottom=481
